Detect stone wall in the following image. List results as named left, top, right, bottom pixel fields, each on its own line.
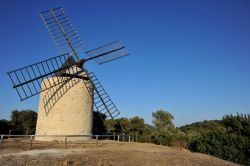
left=35, top=68, right=93, bottom=141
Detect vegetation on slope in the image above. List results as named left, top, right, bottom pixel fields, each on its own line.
left=1, top=109, right=249, bottom=165
left=181, top=113, right=250, bottom=165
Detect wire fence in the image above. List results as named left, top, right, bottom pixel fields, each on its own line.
left=0, top=134, right=137, bottom=151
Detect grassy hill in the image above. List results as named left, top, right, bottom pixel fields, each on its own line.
left=0, top=140, right=239, bottom=166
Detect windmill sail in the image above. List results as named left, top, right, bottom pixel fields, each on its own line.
left=7, top=53, right=85, bottom=101
left=85, top=41, right=129, bottom=65
left=40, top=7, right=129, bottom=66
left=40, top=7, right=83, bottom=60
left=8, top=7, right=127, bottom=120
left=84, top=70, right=120, bottom=119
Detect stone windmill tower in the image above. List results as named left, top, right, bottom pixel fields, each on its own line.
left=7, top=7, right=129, bottom=141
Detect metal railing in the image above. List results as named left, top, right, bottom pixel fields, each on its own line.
left=0, top=134, right=136, bottom=150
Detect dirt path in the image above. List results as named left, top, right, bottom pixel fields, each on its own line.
left=0, top=140, right=239, bottom=166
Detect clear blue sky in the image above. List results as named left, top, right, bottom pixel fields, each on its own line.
left=0, top=0, right=249, bottom=126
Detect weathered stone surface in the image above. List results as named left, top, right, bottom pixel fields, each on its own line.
left=35, top=67, right=93, bottom=141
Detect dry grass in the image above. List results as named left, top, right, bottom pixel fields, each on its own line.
left=0, top=138, right=239, bottom=166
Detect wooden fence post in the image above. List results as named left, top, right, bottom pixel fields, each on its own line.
left=0, top=135, right=4, bottom=150
left=96, top=135, right=99, bottom=146
left=65, top=136, right=68, bottom=148
left=30, top=136, right=33, bottom=150
left=8, top=130, right=12, bottom=139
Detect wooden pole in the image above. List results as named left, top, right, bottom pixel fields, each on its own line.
left=8, top=130, right=12, bottom=139
left=0, top=135, right=4, bottom=150
left=30, top=136, right=33, bottom=150
left=96, top=135, right=99, bottom=146
left=65, top=136, right=68, bottom=148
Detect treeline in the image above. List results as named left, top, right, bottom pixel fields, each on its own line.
left=1, top=109, right=249, bottom=165
left=102, top=109, right=187, bottom=147
left=181, top=113, right=250, bottom=165
left=0, top=109, right=37, bottom=135
left=99, top=110, right=250, bottom=165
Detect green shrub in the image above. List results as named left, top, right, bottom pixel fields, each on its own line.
left=189, top=128, right=250, bottom=165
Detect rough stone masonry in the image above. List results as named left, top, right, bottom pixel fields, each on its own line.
left=35, top=67, right=93, bottom=141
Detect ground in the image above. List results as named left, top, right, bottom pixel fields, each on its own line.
left=0, top=138, right=239, bottom=166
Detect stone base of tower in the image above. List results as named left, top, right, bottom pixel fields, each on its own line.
left=35, top=73, right=93, bottom=142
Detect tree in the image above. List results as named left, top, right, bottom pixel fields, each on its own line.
left=129, top=116, right=145, bottom=135
left=105, top=119, right=116, bottom=133
left=222, top=113, right=250, bottom=136
left=0, top=119, right=12, bottom=134
left=93, top=111, right=107, bottom=134
left=180, top=120, right=224, bottom=136
left=152, top=109, right=174, bottom=131
left=10, top=109, right=37, bottom=135
left=115, top=118, right=130, bottom=134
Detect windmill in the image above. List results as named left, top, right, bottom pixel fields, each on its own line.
left=7, top=7, right=129, bottom=141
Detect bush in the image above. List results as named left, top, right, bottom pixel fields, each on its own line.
left=189, top=127, right=250, bottom=165
left=0, top=119, right=12, bottom=134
